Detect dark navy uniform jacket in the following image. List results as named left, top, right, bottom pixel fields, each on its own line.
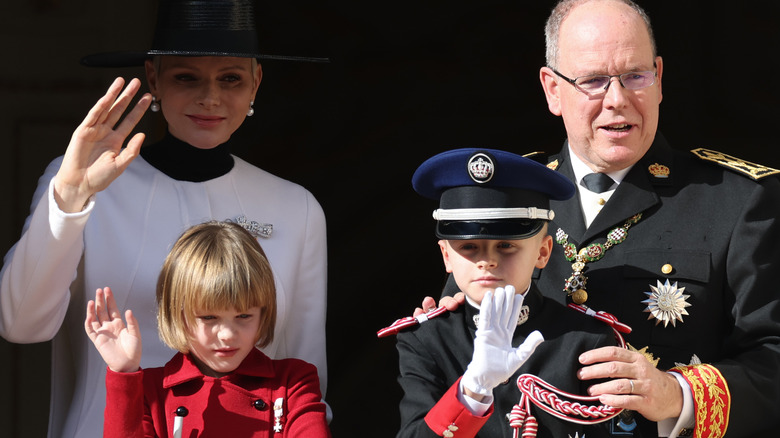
left=533, top=135, right=780, bottom=437
left=397, top=283, right=616, bottom=438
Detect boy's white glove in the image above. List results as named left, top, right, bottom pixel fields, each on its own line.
left=462, top=285, right=544, bottom=397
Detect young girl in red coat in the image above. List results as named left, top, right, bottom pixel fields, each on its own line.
left=84, top=221, right=330, bottom=437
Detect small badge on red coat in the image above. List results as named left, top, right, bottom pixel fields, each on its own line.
left=273, top=398, right=284, bottom=433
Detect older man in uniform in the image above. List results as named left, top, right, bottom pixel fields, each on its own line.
left=418, top=1, right=780, bottom=436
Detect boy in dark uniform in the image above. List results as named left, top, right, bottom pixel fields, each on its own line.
left=381, top=148, right=625, bottom=437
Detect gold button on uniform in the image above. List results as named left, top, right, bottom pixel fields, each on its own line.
left=442, top=424, right=458, bottom=437
left=661, top=264, right=673, bottom=274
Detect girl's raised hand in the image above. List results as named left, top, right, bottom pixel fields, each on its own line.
left=54, top=77, right=152, bottom=213
left=84, top=287, right=142, bottom=373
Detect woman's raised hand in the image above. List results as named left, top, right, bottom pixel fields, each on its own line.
left=54, top=77, right=152, bottom=212
left=84, top=287, right=143, bottom=373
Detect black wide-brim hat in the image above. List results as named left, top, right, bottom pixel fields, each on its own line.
left=81, top=0, right=328, bottom=67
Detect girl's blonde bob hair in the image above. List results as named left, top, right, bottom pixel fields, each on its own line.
left=156, top=221, right=276, bottom=352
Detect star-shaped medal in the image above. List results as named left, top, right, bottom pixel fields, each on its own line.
left=641, top=279, right=692, bottom=328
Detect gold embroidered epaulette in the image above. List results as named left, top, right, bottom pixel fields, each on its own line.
left=691, top=148, right=780, bottom=180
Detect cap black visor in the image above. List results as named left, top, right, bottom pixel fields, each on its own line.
left=436, top=219, right=546, bottom=240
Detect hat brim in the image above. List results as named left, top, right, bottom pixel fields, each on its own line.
left=80, top=50, right=329, bottom=68
left=436, top=219, right=546, bottom=240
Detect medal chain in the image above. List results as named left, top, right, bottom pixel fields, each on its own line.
left=555, top=213, right=642, bottom=304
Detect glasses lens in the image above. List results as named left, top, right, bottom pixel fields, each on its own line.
left=621, top=71, right=655, bottom=89
left=575, top=75, right=610, bottom=91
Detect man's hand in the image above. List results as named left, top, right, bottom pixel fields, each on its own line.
left=413, top=292, right=465, bottom=318
left=578, top=346, right=683, bottom=422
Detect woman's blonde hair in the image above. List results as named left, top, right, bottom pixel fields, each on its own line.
left=156, top=221, right=276, bottom=352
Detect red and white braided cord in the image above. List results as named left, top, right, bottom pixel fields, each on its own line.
left=509, top=373, right=623, bottom=437
left=376, top=305, right=449, bottom=337
left=567, top=303, right=630, bottom=348
left=517, top=374, right=622, bottom=424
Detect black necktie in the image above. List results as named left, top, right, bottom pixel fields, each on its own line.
left=581, top=173, right=614, bottom=193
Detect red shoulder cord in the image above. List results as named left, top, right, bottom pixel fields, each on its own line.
left=376, top=305, right=449, bottom=338
left=509, top=304, right=632, bottom=438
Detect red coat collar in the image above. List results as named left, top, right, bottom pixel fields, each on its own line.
left=162, top=347, right=274, bottom=388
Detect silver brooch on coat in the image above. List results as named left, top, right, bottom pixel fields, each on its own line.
left=226, top=215, right=273, bottom=238
left=641, top=279, right=692, bottom=327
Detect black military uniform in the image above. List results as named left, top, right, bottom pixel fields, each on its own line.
left=397, top=283, right=616, bottom=438
left=388, top=148, right=635, bottom=438
left=534, top=134, right=780, bottom=437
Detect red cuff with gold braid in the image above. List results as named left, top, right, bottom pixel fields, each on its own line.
left=669, top=364, right=730, bottom=438
left=424, top=377, right=493, bottom=437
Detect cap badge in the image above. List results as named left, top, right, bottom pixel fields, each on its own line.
left=467, top=153, right=494, bottom=183
left=642, top=279, right=691, bottom=327
left=648, top=163, right=670, bottom=178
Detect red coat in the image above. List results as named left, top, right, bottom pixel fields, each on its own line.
left=104, top=348, right=330, bottom=438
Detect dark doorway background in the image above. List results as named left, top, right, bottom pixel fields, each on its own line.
left=1, top=1, right=778, bottom=436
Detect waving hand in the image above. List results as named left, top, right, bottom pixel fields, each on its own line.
left=54, top=77, right=151, bottom=212
left=462, top=286, right=544, bottom=398
left=84, top=287, right=142, bottom=373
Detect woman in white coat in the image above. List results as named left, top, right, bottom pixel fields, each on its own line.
left=0, top=1, right=328, bottom=437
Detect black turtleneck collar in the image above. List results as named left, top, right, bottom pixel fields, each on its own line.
left=140, top=132, right=234, bottom=182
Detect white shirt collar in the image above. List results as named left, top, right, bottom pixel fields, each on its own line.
left=567, top=143, right=634, bottom=227
left=567, top=143, right=633, bottom=189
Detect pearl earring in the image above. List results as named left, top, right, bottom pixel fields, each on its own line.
left=247, top=100, right=255, bottom=117
left=150, top=96, right=160, bottom=112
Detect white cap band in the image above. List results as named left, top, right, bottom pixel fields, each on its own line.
left=432, top=207, right=555, bottom=221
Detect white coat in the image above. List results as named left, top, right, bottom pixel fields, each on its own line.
left=0, top=154, right=328, bottom=438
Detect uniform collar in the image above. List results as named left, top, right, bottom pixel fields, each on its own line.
left=582, top=135, right=675, bottom=238
left=464, top=284, right=545, bottom=330
left=549, top=135, right=674, bottom=242
left=162, top=347, right=274, bottom=388
left=567, top=142, right=633, bottom=189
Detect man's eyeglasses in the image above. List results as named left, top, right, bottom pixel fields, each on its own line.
left=551, top=69, right=657, bottom=95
